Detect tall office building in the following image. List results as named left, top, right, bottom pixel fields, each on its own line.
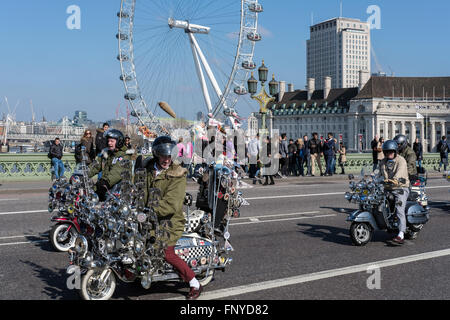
left=307, top=17, right=371, bottom=90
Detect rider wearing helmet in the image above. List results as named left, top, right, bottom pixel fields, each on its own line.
left=379, top=140, right=410, bottom=245
left=88, top=129, right=134, bottom=201
left=394, top=134, right=417, bottom=182
left=143, top=136, right=203, bottom=300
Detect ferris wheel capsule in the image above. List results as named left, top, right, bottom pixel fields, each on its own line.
left=117, top=53, right=129, bottom=61
left=234, top=86, right=248, bottom=95
left=124, top=93, right=137, bottom=101
left=116, top=33, right=129, bottom=41
left=247, top=32, right=262, bottom=42
left=242, top=60, right=256, bottom=70
left=117, top=11, right=129, bottom=18
left=120, top=74, right=133, bottom=82
left=249, top=3, right=264, bottom=13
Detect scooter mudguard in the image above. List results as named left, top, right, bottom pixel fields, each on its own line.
left=346, top=210, right=380, bottom=231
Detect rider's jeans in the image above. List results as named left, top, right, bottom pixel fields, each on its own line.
left=392, top=188, right=409, bottom=233
left=164, top=246, right=196, bottom=283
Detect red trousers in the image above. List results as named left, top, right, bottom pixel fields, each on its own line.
left=164, top=246, right=195, bottom=283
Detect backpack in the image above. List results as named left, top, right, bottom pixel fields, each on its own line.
left=74, top=143, right=83, bottom=163
left=440, top=141, right=448, bottom=153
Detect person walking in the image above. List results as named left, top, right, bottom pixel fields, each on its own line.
left=279, top=134, right=289, bottom=177
left=287, top=139, right=297, bottom=176
left=263, top=136, right=275, bottom=185
left=437, top=136, right=449, bottom=172
left=248, top=134, right=260, bottom=180
left=185, top=137, right=194, bottom=178
left=377, top=137, right=385, bottom=164
left=296, top=138, right=306, bottom=176
left=371, top=135, right=380, bottom=171
left=337, top=142, right=347, bottom=174
left=303, top=135, right=311, bottom=176
left=309, top=133, right=323, bottom=176
left=322, top=133, right=336, bottom=176
left=48, top=137, right=65, bottom=180
left=413, top=138, right=423, bottom=171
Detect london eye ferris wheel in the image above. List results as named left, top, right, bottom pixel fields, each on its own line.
left=117, top=0, right=264, bottom=137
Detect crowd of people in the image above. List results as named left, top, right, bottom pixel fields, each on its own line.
left=47, top=118, right=450, bottom=185
left=243, top=132, right=348, bottom=186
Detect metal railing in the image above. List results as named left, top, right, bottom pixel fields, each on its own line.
left=0, top=152, right=443, bottom=182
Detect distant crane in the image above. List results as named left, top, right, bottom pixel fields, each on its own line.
left=388, top=66, right=395, bottom=77
left=3, top=97, right=20, bottom=145
left=30, top=100, right=36, bottom=123
left=371, top=45, right=384, bottom=75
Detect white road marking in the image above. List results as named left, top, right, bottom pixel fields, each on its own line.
left=0, top=210, right=48, bottom=216
left=0, top=212, right=333, bottom=247
left=231, top=214, right=336, bottom=226
left=246, top=192, right=343, bottom=201
left=0, top=199, right=19, bottom=202
left=167, top=248, right=450, bottom=300
left=0, top=233, right=48, bottom=240
left=425, top=186, right=450, bottom=190
left=0, top=235, right=34, bottom=240
left=0, top=240, right=48, bottom=247
left=232, top=211, right=320, bottom=221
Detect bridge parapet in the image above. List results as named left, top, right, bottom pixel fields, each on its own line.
left=0, top=153, right=443, bottom=182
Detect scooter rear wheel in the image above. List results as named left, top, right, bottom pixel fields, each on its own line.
left=350, top=222, right=373, bottom=246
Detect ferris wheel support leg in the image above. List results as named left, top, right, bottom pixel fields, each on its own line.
left=188, top=33, right=224, bottom=102
left=189, top=34, right=213, bottom=114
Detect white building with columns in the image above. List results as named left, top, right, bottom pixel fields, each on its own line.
left=348, top=76, right=450, bottom=152
left=267, top=75, right=450, bottom=153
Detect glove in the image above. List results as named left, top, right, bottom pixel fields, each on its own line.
left=384, top=179, right=396, bottom=185
left=96, top=179, right=110, bottom=202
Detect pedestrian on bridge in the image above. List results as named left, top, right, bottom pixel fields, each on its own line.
left=95, top=122, right=110, bottom=156
left=48, top=137, right=65, bottom=180
left=78, top=130, right=95, bottom=165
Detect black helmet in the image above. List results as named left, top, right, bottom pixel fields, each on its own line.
left=104, top=129, right=125, bottom=149
left=382, top=140, right=398, bottom=156
left=152, top=136, right=176, bottom=158
left=393, top=134, right=407, bottom=152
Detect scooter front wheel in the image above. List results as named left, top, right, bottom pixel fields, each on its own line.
left=350, top=222, right=373, bottom=246
left=198, top=269, right=215, bottom=287
left=80, top=269, right=116, bottom=300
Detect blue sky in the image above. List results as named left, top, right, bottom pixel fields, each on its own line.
left=1, top=0, right=449, bottom=122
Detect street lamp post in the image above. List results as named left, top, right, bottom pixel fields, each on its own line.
left=247, top=60, right=279, bottom=137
